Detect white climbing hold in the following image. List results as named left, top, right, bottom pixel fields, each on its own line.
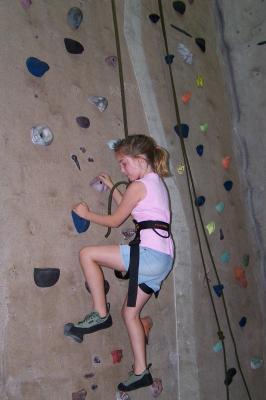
left=88, top=96, right=108, bottom=112
left=31, top=125, right=54, bottom=146
left=177, top=43, right=193, bottom=64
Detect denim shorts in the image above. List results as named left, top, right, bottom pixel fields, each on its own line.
left=119, top=245, right=173, bottom=293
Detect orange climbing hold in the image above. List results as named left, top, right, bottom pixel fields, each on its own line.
left=222, top=156, right=231, bottom=169
left=141, top=316, right=153, bottom=344
left=234, top=267, right=248, bottom=288
left=181, top=91, right=192, bottom=104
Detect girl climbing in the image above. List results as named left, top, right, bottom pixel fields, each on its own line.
left=64, top=134, right=174, bottom=392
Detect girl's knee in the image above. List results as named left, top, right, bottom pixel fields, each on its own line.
left=121, top=305, right=139, bottom=323
left=79, top=246, right=91, bottom=265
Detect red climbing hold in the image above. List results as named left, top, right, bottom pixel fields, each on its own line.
left=111, top=349, right=123, bottom=364
left=234, top=267, right=248, bottom=288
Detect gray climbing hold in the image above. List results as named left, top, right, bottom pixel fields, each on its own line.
left=88, top=96, right=108, bottom=112
left=177, top=43, right=193, bottom=64
left=67, top=7, right=83, bottom=30
left=105, top=55, right=118, bottom=67
left=34, top=268, right=60, bottom=288
left=72, top=389, right=87, bottom=400
left=76, top=116, right=90, bottom=128
left=31, top=125, right=54, bottom=145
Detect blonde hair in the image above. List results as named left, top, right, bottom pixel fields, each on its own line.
left=114, top=135, right=170, bottom=177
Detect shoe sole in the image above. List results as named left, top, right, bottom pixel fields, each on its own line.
left=117, top=375, right=153, bottom=392
left=64, top=316, right=112, bottom=343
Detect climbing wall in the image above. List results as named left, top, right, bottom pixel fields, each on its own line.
left=0, top=1, right=265, bottom=400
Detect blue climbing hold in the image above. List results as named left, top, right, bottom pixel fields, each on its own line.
left=71, top=210, right=90, bottom=233
left=26, top=57, right=50, bottom=77
left=220, top=251, right=230, bottom=264
left=213, top=284, right=224, bottom=297
left=224, top=180, right=233, bottom=191
left=196, top=144, right=204, bottom=156
left=239, top=316, right=247, bottom=327
left=67, top=7, right=83, bottom=30
left=165, top=54, right=175, bottom=64
left=174, top=124, right=189, bottom=138
left=195, top=196, right=205, bottom=207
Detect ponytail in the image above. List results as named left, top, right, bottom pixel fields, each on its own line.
left=154, top=146, right=170, bottom=177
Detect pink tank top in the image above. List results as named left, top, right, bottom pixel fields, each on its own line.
left=131, top=172, right=174, bottom=257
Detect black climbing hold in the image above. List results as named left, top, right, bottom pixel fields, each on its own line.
left=67, top=7, right=83, bottom=30
left=64, top=38, right=84, bottom=54
left=71, top=210, right=90, bottom=233
left=195, top=38, right=206, bottom=53
left=26, top=57, right=49, bottom=77
left=173, top=1, right=186, bottom=15
left=195, top=196, right=205, bottom=207
left=213, top=284, right=224, bottom=297
left=76, top=116, right=90, bottom=129
left=71, top=154, right=81, bottom=170
left=85, top=279, right=110, bottom=295
left=196, top=144, right=204, bottom=156
left=223, top=180, right=233, bottom=191
left=224, top=368, right=237, bottom=386
left=84, top=373, right=95, bottom=379
left=257, top=40, right=266, bottom=45
left=174, top=124, right=189, bottom=138
left=239, top=316, right=247, bottom=327
left=34, top=268, right=60, bottom=288
left=219, top=229, right=224, bottom=240
left=91, top=384, right=98, bottom=391
left=170, top=24, right=193, bottom=38
left=88, top=157, right=94, bottom=162
left=149, top=13, right=160, bottom=23
left=165, top=54, right=175, bottom=64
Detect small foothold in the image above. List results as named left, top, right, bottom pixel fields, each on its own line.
left=219, top=229, right=224, bottom=240
left=150, top=378, right=163, bottom=397
left=195, top=38, right=206, bottom=53
left=213, top=341, right=223, bottom=353
left=165, top=54, right=175, bottom=64
left=224, top=368, right=237, bottom=386
left=242, top=254, right=250, bottom=267
left=71, top=210, right=90, bottom=234
left=174, top=124, right=189, bottom=138
left=181, top=91, right=192, bottom=104
left=149, top=14, right=160, bottom=23
left=88, top=96, right=108, bottom=112
left=80, top=147, right=86, bottom=153
left=116, top=391, right=131, bottom=400
left=206, top=221, right=215, bottom=235
left=91, top=384, right=98, bottom=391
left=173, top=1, right=186, bottom=15
left=72, top=389, right=87, bottom=400
left=200, top=122, right=208, bottom=132
left=33, top=268, right=60, bottom=288
left=239, top=316, right=247, bottom=327
left=105, top=56, right=118, bottom=67
left=111, top=349, right=123, bottom=364
left=90, top=176, right=108, bottom=192
left=215, top=201, right=225, bottom=214
left=76, top=116, right=90, bottom=128
left=20, top=0, right=32, bottom=9
left=195, top=196, right=205, bottom=207
left=84, top=373, right=94, bottom=379
left=64, top=38, right=84, bottom=54
left=257, top=41, right=266, bottom=46
left=26, top=57, right=49, bottom=77
left=213, top=284, right=224, bottom=297
left=67, top=7, right=83, bottom=30
left=220, top=251, right=230, bottom=264
left=107, top=139, right=119, bottom=149
left=222, top=156, right=231, bottom=169
left=234, top=267, right=248, bottom=288
left=224, top=180, right=233, bottom=191
left=177, top=43, right=193, bottom=64
left=177, top=161, right=185, bottom=174
left=250, top=357, right=263, bottom=370
left=196, top=75, right=204, bottom=88
left=196, top=144, right=204, bottom=156
left=85, top=279, right=109, bottom=295
left=141, top=316, right=153, bottom=344
left=71, top=154, right=81, bottom=170
left=31, top=125, right=54, bottom=146
left=92, top=356, right=101, bottom=365
left=88, top=157, right=94, bottom=162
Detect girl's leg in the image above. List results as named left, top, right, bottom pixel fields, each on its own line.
left=121, top=287, right=151, bottom=374
left=79, top=245, right=125, bottom=317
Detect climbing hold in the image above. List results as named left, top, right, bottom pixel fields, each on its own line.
left=242, top=254, right=250, bottom=267
left=173, top=1, right=186, bottom=15
left=199, top=122, right=208, bottom=132
left=67, top=7, right=83, bottom=30
left=33, top=268, right=60, bottom=288
left=76, top=116, right=90, bottom=129
left=88, top=96, right=108, bottom=112
left=174, top=124, right=189, bottom=138
left=26, top=57, right=49, bottom=77
left=222, top=156, right=231, bottom=169
left=165, top=54, right=175, bottom=65
left=181, top=91, right=192, bottom=104
left=219, top=229, right=224, bottom=240
left=213, top=284, right=224, bottom=297
left=224, top=368, right=237, bottom=386
left=88, top=157, right=94, bottom=162
left=206, top=221, right=215, bottom=235
left=150, top=378, right=163, bottom=397
left=250, top=357, right=263, bottom=370
left=71, top=210, right=90, bottom=234
left=195, top=38, right=206, bottom=53
left=91, top=384, right=98, bottom=391
left=177, top=43, right=193, bottom=64
left=31, top=125, right=54, bottom=146
left=224, top=180, right=233, bottom=191
left=72, top=389, right=87, bottom=400
left=257, top=41, right=266, bottom=46
left=71, top=154, right=81, bottom=170
left=116, top=391, right=130, bottom=400
left=195, top=196, right=205, bottom=207
left=141, top=316, right=153, bottom=344
left=234, top=267, right=248, bottom=288
left=92, top=355, right=101, bottom=365
left=220, top=251, right=230, bottom=264
left=213, top=341, right=223, bottom=353
left=170, top=24, right=192, bottom=38
left=111, top=349, right=123, bottom=364
left=85, top=279, right=109, bottom=295
left=121, top=227, right=136, bottom=240
left=215, top=201, right=225, bottom=214
left=90, top=176, right=108, bottom=192
left=105, top=56, right=118, bottom=67
left=107, top=139, right=119, bottom=149
left=177, top=161, right=185, bottom=174
left=64, top=38, right=84, bottom=54
left=84, top=372, right=95, bottom=379
left=149, top=14, right=160, bottom=23
left=239, top=316, right=247, bottom=327
left=196, top=75, right=204, bottom=88
left=80, top=147, right=86, bottom=153
left=196, top=144, right=204, bottom=156
left=20, top=0, right=31, bottom=9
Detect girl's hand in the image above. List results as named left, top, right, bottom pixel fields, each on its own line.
left=98, top=173, right=114, bottom=190
left=72, top=202, right=90, bottom=220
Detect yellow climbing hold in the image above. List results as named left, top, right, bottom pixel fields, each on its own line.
left=196, top=74, right=204, bottom=88
left=200, top=122, right=208, bottom=132
left=206, top=221, right=215, bottom=235
left=177, top=161, right=185, bottom=174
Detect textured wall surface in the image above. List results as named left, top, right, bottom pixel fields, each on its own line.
left=0, top=1, right=265, bottom=400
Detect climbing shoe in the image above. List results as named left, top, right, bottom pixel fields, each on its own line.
left=64, top=304, right=112, bottom=343
left=117, top=364, right=153, bottom=392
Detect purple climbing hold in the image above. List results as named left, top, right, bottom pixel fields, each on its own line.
left=195, top=196, right=205, bottom=207
left=195, top=38, right=206, bottom=53
left=150, top=378, right=163, bottom=397
left=224, top=180, right=233, bottom=191
left=196, top=144, right=204, bottom=156
left=85, top=279, right=110, bottom=295
left=149, top=14, right=160, bottom=23
left=20, top=0, right=32, bottom=9
left=165, top=54, right=175, bottom=64
left=34, top=268, right=60, bottom=288
left=213, top=284, right=224, bottom=297
left=90, top=176, right=108, bottom=192
left=239, top=316, right=247, bottom=327
left=64, top=38, right=84, bottom=54
left=173, top=1, right=186, bottom=15
left=76, top=116, right=90, bottom=129
left=224, top=368, right=237, bottom=386
left=26, top=57, right=49, bottom=77
left=174, top=124, right=189, bottom=138
left=105, top=56, right=118, bottom=67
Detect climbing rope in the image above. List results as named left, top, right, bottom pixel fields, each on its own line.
left=157, top=1, right=253, bottom=399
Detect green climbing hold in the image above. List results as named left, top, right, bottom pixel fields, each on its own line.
left=200, top=122, right=208, bottom=132
left=250, top=357, right=263, bottom=370
left=213, top=341, right=223, bottom=353
left=206, top=221, right=215, bottom=235
left=242, top=254, right=250, bottom=267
